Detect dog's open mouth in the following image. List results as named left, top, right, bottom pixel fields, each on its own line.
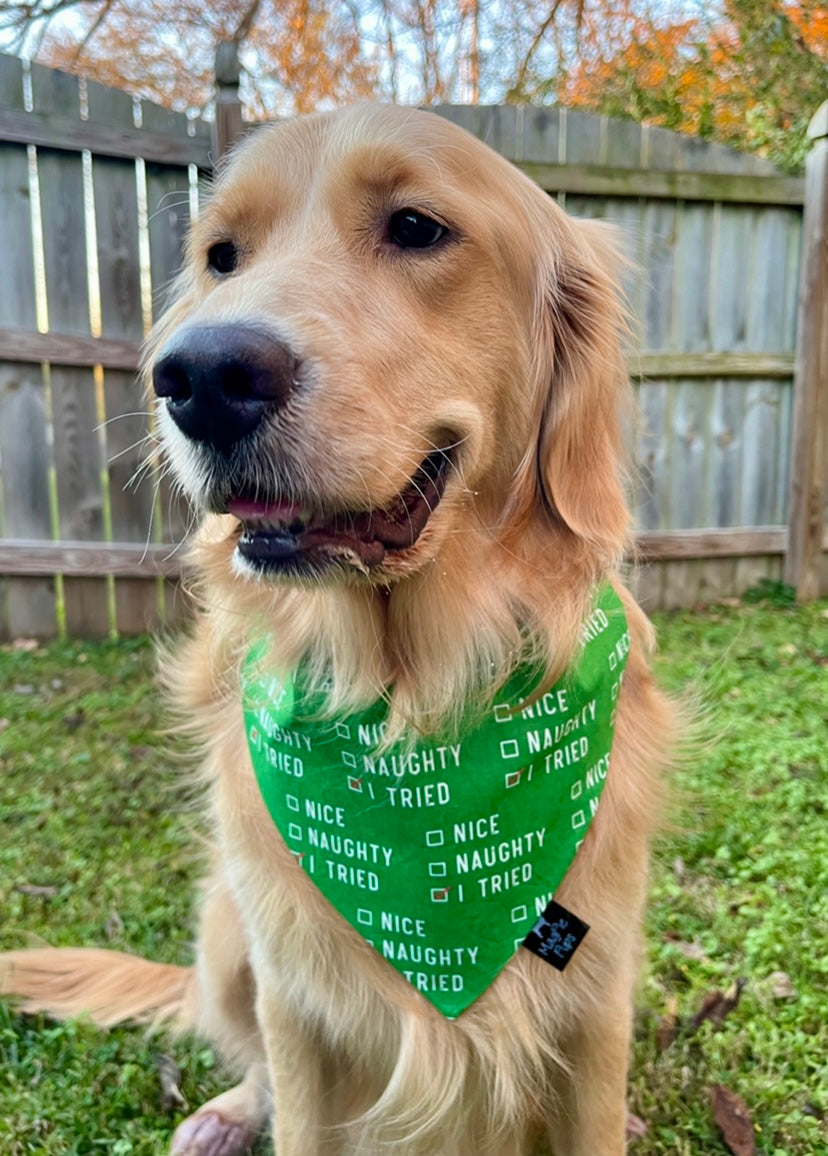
left=226, top=448, right=453, bottom=573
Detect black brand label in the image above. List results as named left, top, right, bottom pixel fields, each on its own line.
left=522, top=899, right=589, bottom=970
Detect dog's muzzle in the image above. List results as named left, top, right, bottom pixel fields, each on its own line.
left=152, top=323, right=299, bottom=454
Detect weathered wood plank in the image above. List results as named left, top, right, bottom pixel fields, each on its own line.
left=140, top=97, right=200, bottom=141
left=0, top=370, right=56, bottom=636
left=0, top=148, right=37, bottom=329
left=785, top=103, right=828, bottom=600
left=105, top=369, right=159, bottom=632
left=740, top=382, right=785, bottom=526
left=36, top=152, right=90, bottom=336
left=92, top=157, right=144, bottom=343
left=0, top=124, right=54, bottom=637
left=669, top=381, right=711, bottom=527
left=709, top=204, right=752, bottom=354
left=747, top=208, right=794, bottom=352
left=30, top=59, right=80, bottom=119
left=145, top=163, right=193, bottom=558
left=0, top=53, right=25, bottom=109
left=145, top=164, right=191, bottom=318
left=520, top=106, right=561, bottom=163
left=635, top=527, right=791, bottom=560
left=93, top=147, right=158, bottom=631
left=709, top=380, right=745, bottom=526
left=604, top=117, right=643, bottom=168
left=3, top=335, right=791, bottom=382
left=674, top=204, right=713, bottom=352
left=0, top=107, right=211, bottom=168
left=0, top=540, right=182, bottom=577
left=0, top=526, right=809, bottom=577
left=561, top=108, right=605, bottom=165
left=516, top=161, right=804, bottom=205
left=634, top=381, right=669, bottom=531
left=634, top=352, right=794, bottom=378
left=641, top=201, right=677, bottom=350
left=213, top=41, right=245, bottom=163
left=477, top=105, right=520, bottom=158
left=0, top=327, right=141, bottom=370
left=32, top=63, right=110, bottom=637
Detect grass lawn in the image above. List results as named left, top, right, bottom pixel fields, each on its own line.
left=1, top=593, right=826, bottom=1154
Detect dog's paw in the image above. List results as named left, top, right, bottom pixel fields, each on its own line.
left=170, top=1110, right=255, bottom=1156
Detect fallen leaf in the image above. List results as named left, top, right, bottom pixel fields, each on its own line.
left=14, top=684, right=34, bottom=695
left=672, top=856, right=686, bottom=884
left=626, top=1112, right=649, bottom=1139
left=157, top=1054, right=188, bottom=1113
left=12, top=637, right=39, bottom=652
left=657, top=993, right=680, bottom=1051
left=692, top=978, right=746, bottom=1030
left=0, top=718, right=9, bottom=732
left=768, top=970, right=797, bottom=1000
left=711, top=1084, right=755, bottom=1155
left=14, top=883, right=59, bottom=898
left=105, top=908, right=125, bottom=940
left=675, top=940, right=707, bottom=960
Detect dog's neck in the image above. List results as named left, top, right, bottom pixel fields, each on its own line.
left=194, top=515, right=605, bottom=740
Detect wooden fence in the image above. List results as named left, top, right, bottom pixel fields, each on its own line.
left=428, top=103, right=826, bottom=610
left=0, top=54, right=211, bottom=639
left=0, top=51, right=825, bottom=637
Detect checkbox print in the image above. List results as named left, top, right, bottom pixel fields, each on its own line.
left=356, top=909, right=373, bottom=926
left=571, top=810, right=586, bottom=830
left=511, top=904, right=528, bottom=924
left=288, top=823, right=303, bottom=841
left=428, top=862, right=447, bottom=877
left=570, top=780, right=583, bottom=800
left=500, top=738, right=520, bottom=759
left=341, top=750, right=356, bottom=768
left=285, top=794, right=300, bottom=812
left=347, top=776, right=363, bottom=792
left=493, top=703, right=512, bottom=723
left=335, top=722, right=351, bottom=739
left=505, top=768, right=523, bottom=789
left=425, top=829, right=445, bottom=847
left=431, top=886, right=451, bottom=902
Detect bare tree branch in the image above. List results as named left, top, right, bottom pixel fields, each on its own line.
left=506, top=0, right=565, bottom=100
left=72, top=0, right=116, bottom=63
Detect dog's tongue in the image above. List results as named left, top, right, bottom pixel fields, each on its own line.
left=229, top=451, right=448, bottom=569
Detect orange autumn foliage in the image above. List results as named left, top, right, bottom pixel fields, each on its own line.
left=558, top=1, right=828, bottom=170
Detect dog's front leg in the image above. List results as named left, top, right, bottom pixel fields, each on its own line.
left=257, top=987, right=344, bottom=1155
left=543, top=1001, right=632, bottom=1156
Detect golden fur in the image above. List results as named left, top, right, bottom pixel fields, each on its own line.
left=0, top=105, right=677, bottom=1155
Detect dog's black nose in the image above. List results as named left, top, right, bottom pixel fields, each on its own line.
left=152, top=324, right=299, bottom=452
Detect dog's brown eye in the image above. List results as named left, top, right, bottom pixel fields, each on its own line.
left=207, top=241, right=240, bottom=276
left=388, top=209, right=447, bottom=250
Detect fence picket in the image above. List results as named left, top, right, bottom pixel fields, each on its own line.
left=0, top=61, right=56, bottom=638
left=32, top=64, right=111, bottom=636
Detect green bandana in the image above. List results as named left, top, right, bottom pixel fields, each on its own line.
left=242, top=586, right=629, bottom=1018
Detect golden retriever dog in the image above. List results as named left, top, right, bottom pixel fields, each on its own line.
left=0, top=105, right=676, bottom=1155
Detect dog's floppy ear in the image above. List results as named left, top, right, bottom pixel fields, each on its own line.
left=514, top=215, right=633, bottom=568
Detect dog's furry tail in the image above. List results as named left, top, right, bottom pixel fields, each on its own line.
left=0, top=948, right=196, bottom=1031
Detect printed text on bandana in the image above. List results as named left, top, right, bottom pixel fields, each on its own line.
left=243, top=586, right=629, bottom=1018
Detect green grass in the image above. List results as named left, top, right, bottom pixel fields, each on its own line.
left=1, top=598, right=826, bottom=1154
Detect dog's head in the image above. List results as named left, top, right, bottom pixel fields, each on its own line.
left=148, top=105, right=631, bottom=587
